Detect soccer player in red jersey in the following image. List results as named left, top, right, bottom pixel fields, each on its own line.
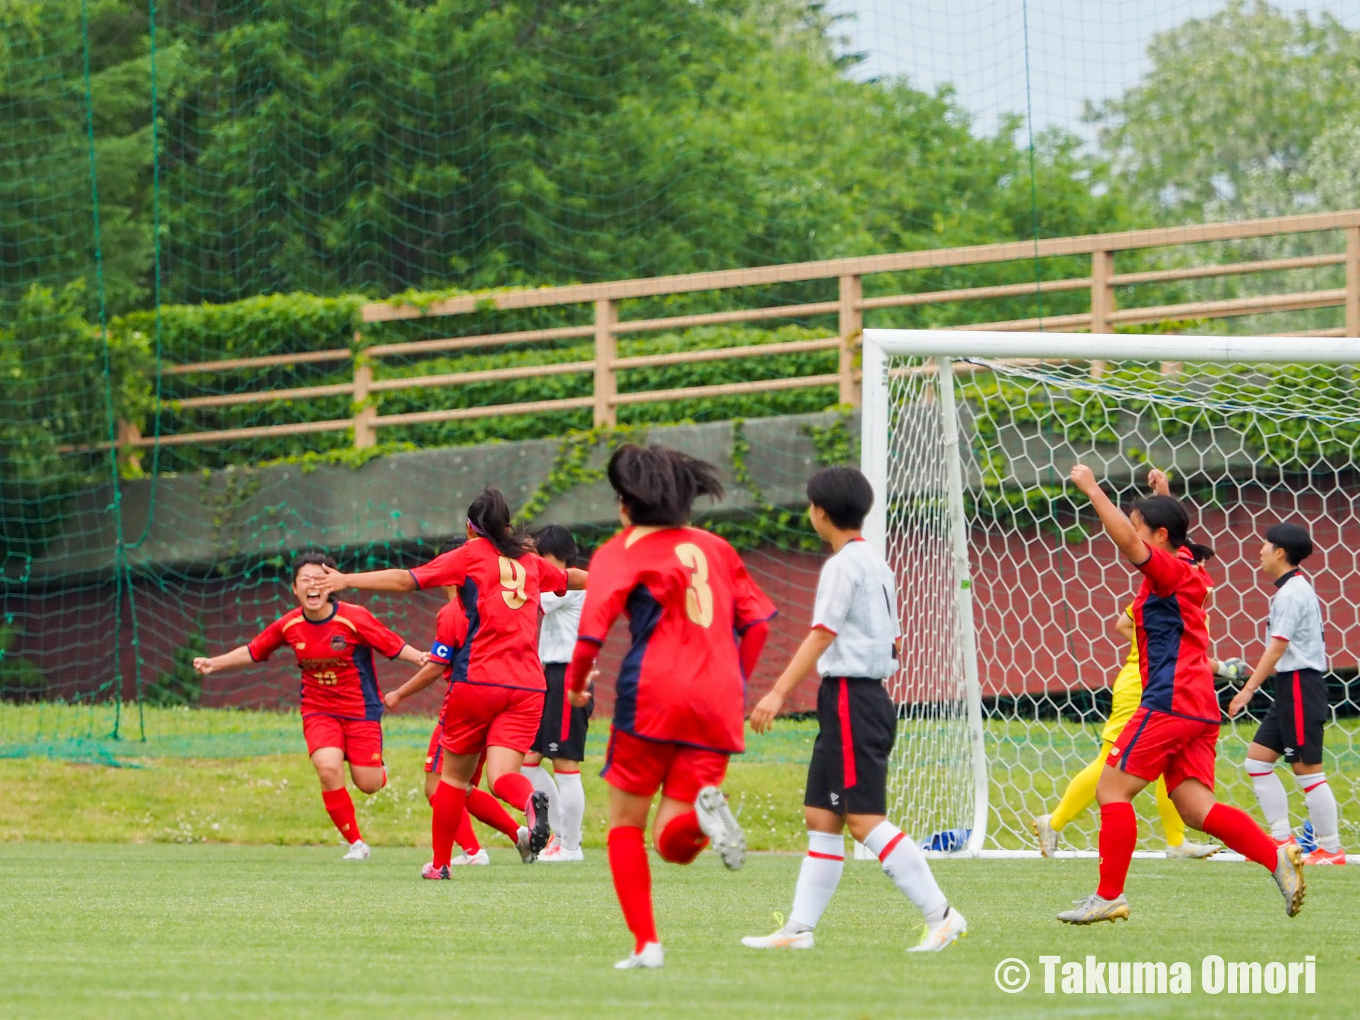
left=318, top=488, right=587, bottom=874
left=194, top=551, right=426, bottom=859
left=383, top=557, right=536, bottom=872
left=565, top=444, right=776, bottom=970
left=1058, top=465, right=1306, bottom=924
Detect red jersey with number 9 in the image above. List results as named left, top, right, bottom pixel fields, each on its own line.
left=247, top=601, right=408, bottom=720
left=408, top=538, right=570, bottom=691
left=578, top=526, right=776, bottom=753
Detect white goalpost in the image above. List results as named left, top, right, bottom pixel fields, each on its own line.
left=863, top=329, right=1360, bottom=858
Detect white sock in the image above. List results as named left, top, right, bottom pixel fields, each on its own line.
left=786, top=831, right=845, bottom=933
left=1298, top=772, right=1341, bottom=852
left=554, top=769, right=585, bottom=850
left=862, top=821, right=949, bottom=924
left=522, top=765, right=561, bottom=834
left=1245, top=759, right=1291, bottom=838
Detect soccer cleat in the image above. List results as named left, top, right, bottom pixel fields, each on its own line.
left=908, top=907, right=968, bottom=952
left=539, top=843, right=584, bottom=863
left=527, top=791, right=552, bottom=855
left=516, top=825, right=537, bottom=863
left=1303, top=847, right=1347, bottom=866
left=614, top=942, right=664, bottom=970
left=421, top=862, right=451, bottom=880
left=1032, top=814, right=1059, bottom=858
left=450, top=849, right=490, bottom=866
left=695, top=786, right=746, bottom=871
left=741, top=928, right=815, bottom=950
left=1166, top=840, right=1220, bottom=860
left=341, top=840, right=371, bottom=861
left=1273, top=843, right=1307, bottom=917
left=1273, top=834, right=1298, bottom=849
left=1057, top=893, right=1130, bottom=925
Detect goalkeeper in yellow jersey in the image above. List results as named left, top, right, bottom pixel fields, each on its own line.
left=1032, top=469, right=1249, bottom=859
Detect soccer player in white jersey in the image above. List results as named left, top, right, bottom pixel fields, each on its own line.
left=744, top=467, right=967, bottom=952
left=522, top=525, right=591, bottom=862
left=1229, top=522, right=1346, bottom=865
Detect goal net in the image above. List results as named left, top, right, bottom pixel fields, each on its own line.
left=865, top=330, right=1360, bottom=856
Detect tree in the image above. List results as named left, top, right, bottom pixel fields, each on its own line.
left=1088, top=0, right=1360, bottom=223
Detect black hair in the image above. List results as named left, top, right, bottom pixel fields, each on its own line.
left=292, top=550, right=339, bottom=602
left=532, top=524, right=577, bottom=565
left=1265, top=522, right=1314, bottom=566
left=1131, top=495, right=1215, bottom=563
left=806, top=466, right=875, bottom=531
left=466, top=487, right=531, bottom=559
left=606, top=444, right=725, bottom=527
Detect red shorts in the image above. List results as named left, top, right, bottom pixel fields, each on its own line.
left=602, top=727, right=729, bottom=803
left=426, top=716, right=486, bottom=785
left=440, top=684, right=544, bottom=756
left=303, top=713, right=384, bottom=767
left=1107, top=707, right=1218, bottom=792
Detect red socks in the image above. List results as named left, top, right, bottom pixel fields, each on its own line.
left=430, top=781, right=467, bottom=869
left=456, top=807, right=481, bottom=854
left=608, top=826, right=658, bottom=952
left=1096, top=801, right=1136, bottom=900
left=492, top=772, right=536, bottom=814
left=467, top=788, right=521, bottom=841
left=655, top=811, right=707, bottom=864
left=1203, top=803, right=1278, bottom=870
left=321, top=788, right=361, bottom=844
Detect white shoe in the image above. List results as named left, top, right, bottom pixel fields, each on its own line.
left=695, top=786, right=745, bottom=870
left=741, top=927, right=815, bottom=949
left=1273, top=843, right=1306, bottom=917
left=516, top=825, right=537, bottom=863
left=341, top=840, right=371, bottom=861
left=1166, top=840, right=1220, bottom=860
left=1032, top=814, right=1059, bottom=858
left=614, top=942, right=664, bottom=970
left=908, top=907, right=967, bottom=951
left=539, top=843, right=584, bottom=863
left=1057, top=893, right=1129, bottom=925
left=450, top=849, right=490, bottom=866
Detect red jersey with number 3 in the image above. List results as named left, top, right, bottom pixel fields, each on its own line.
left=409, top=538, right=569, bottom=691
left=247, top=601, right=407, bottom=720
left=578, top=526, right=776, bottom=753
left=1131, top=545, right=1219, bottom=723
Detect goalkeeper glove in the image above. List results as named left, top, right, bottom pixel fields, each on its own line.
left=1214, top=657, right=1250, bottom=682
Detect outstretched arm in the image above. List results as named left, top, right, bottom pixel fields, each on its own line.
left=384, top=660, right=444, bottom=710
left=193, top=645, right=255, bottom=676
left=395, top=643, right=428, bottom=668
left=318, top=565, right=416, bottom=595
left=1070, top=464, right=1149, bottom=566
left=749, top=628, right=836, bottom=733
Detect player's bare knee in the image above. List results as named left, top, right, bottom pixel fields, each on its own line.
left=314, top=764, right=345, bottom=789
left=353, top=775, right=384, bottom=795
left=843, top=813, right=884, bottom=843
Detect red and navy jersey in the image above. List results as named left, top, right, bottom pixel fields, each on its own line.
left=247, top=601, right=407, bottom=720
left=1131, top=545, right=1218, bottom=723
left=409, top=538, right=569, bottom=691
left=579, top=526, right=776, bottom=753
left=427, top=600, right=470, bottom=682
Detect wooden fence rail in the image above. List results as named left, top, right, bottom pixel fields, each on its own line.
left=110, top=210, right=1360, bottom=454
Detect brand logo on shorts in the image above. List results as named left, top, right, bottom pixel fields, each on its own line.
left=330, top=635, right=348, bottom=652
left=829, top=792, right=839, bottom=806
left=549, top=741, right=559, bottom=752
left=295, top=643, right=306, bottom=651
left=1285, top=746, right=1295, bottom=756
left=1110, top=746, right=1122, bottom=758
left=372, top=752, right=381, bottom=761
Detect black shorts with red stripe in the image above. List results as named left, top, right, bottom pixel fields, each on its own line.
left=1253, top=667, right=1328, bottom=765
left=533, top=661, right=594, bottom=761
left=804, top=676, right=896, bottom=816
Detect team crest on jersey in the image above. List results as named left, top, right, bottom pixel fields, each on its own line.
left=294, top=643, right=306, bottom=651
left=330, top=635, right=348, bottom=651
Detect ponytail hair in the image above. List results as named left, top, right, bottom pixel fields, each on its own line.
left=1131, top=494, right=1215, bottom=563
left=466, top=487, right=531, bottom=559
left=607, top=444, right=725, bottom=527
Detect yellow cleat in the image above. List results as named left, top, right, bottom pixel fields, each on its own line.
left=1032, top=814, right=1059, bottom=858
left=1057, top=893, right=1130, bottom=925
left=1274, top=843, right=1307, bottom=917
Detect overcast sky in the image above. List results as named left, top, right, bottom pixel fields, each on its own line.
left=829, top=1, right=1360, bottom=137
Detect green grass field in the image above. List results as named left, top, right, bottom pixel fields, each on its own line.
left=3, top=845, right=1356, bottom=1020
